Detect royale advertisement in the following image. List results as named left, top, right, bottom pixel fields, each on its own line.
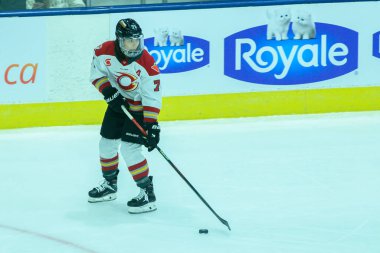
left=109, top=1, right=379, bottom=98
left=224, top=23, right=358, bottom=85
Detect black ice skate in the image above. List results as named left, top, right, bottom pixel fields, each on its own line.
left=127, top=176, right=156, bottom=214
left=88, top=179, right=117, bottom=203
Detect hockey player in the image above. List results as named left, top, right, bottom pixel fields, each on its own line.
left=88, top=18, right=162, bottom=214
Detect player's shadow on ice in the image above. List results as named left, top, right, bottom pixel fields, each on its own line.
left=65, top=200, right=154, bottom=227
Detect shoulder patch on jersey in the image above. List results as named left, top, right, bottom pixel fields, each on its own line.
left=94, top=41, right=115, bottom=57
left=151, top=63, right=160, bottom=73
left=136, top=50, right=160, bottom=76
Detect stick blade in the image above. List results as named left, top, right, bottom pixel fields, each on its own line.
left=219, top=217, right=231, bottom=231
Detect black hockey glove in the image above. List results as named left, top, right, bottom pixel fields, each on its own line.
left=143, top=122, right=160, bottom=152
left=102, top=87, right=126, bottom=113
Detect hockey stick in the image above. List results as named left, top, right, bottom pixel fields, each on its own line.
left=121, top=106, right=231, bottom=231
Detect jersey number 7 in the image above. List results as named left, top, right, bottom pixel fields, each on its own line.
left=154, top=80, right=160, bottom=92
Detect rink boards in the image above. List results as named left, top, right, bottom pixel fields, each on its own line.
left=1, top=1, right=380, bottom=129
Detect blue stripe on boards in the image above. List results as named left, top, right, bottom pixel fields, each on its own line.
left=0, top=0, right=375, bottom=18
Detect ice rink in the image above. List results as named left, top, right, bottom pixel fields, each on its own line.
left=1, top=111, right=380, bottom=253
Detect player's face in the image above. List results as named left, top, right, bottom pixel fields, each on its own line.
left=123, top=38, right=140, bottom=50
left=118, top=35, right=144, bottom=57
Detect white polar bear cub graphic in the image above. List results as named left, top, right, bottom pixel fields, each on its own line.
left=292, top=11, right=316, bottom=40
left=266, top=9, right=291, bottom=41
left=169, top=29, right=184, bottom=46
left=154, top=27, right=169, bottom=47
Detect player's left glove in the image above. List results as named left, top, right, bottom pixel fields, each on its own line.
left=143, top=122, right=160, bottom=152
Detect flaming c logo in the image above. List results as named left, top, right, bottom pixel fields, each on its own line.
left=116, top=72, right=139, bottom=91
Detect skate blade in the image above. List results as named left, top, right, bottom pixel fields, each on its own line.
left=88, top=193, right=117, bottom=203
left=128, top=202, right=157, bottom=214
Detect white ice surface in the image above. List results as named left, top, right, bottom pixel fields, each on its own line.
left=1, top=111, right=380, bottom=253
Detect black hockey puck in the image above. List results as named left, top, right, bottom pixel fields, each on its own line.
left=199, top=229, right=208, bottom=234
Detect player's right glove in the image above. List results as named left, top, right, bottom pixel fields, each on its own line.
left=102, top=86, right=126, bottom=113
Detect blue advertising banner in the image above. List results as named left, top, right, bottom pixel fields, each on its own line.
left=224, top=23, right=358, bottom=85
